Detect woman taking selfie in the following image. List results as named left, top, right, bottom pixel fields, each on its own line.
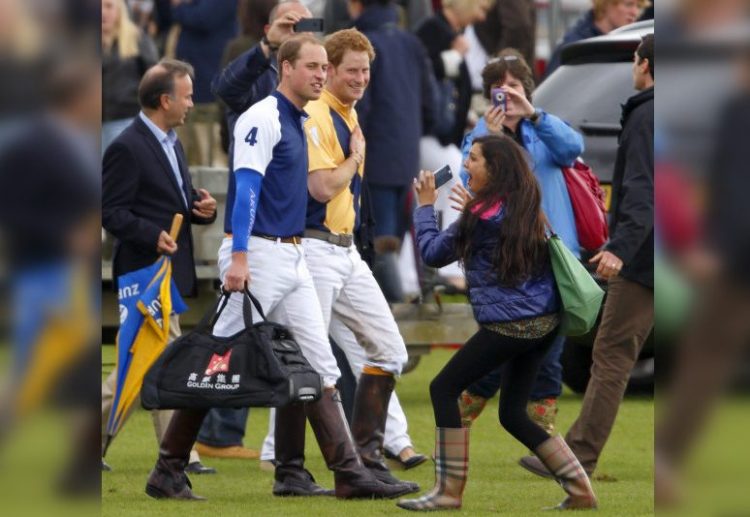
left=397, top=135, right=596, bottom=512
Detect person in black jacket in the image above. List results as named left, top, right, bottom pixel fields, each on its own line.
left=349, top=0, right=437, bottom=302
left=520, top=33, right=654, bottom=481
left=101, top=59, right=218, bottom=477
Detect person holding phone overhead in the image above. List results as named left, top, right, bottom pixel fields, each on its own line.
left=398, top=135, right=596, bottom=511
left=454, top=47, right=583, bottom=448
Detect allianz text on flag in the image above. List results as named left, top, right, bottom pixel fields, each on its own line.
left=106, top=255, right=187, bottom=442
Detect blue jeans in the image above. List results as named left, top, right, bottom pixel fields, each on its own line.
left=197, top=407, right=249, bottom=447
left=467, top=333, right=565, bottom=400
left=368, top=184, right=410, bottom=238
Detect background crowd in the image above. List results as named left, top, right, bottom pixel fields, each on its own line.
left=102, top=0, right=654, bottom=297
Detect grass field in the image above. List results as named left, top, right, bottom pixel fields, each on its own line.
left=102, top=345, right=654, bottom=516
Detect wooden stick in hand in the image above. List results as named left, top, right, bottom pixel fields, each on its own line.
left=169, top=213, right=183, bottom=241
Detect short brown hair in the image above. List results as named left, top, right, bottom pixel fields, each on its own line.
left=324, top=29, right=375, bottom=67
left=592, top=0, right=651, bottom=20
left=481, top=48, right=535, bottom=102
left=138, top=58, right=194, bottom=110
left=636, top=33, right=654, bottom=78
left=277, top=34, right=323, bottom=80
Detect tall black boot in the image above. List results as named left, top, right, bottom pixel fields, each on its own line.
left=145, top=409, right=208, bottom=500
left=273, top=402, right=334, bottom=496
left=305, top=387, right=413, bottom=499
left=351, top=372, right=418, bottom=493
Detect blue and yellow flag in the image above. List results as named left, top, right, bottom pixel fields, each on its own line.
left=106, top=255, right=186, bottom=440
left=11, top=262, right=95, bottom=417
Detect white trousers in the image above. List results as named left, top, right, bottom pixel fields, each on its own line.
left=329, top=316, right=414, bottom=455
left=214, top=236, right=341, bottom=387
left=303, top=239, right=408, bottom=374
left=260, top=239, right=412, bottom=459
left=261, top=315, right=415, bottom=459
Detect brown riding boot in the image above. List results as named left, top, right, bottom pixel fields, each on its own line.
left=305, top=387, right=413, bottom=499
left=145, top=409, right=208, bottom=500
left=273, top=402, right=334, bottom=496
left=351, top=370, right=419, bottom=494
left=457, top=390, right=487, bottom=428
left=397, top=427, right=469, bottom=511
left=535, top=435, right=597, bottom=510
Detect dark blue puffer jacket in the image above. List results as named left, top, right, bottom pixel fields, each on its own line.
left=414, top=204, right=559, bottom=324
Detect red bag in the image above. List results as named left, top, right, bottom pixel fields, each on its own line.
left=562, top=160, right=608, bottom=252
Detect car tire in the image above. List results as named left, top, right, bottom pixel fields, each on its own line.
left=561, top=341, right=655, bottom=395
left=561, top=341, right=593, bottom=394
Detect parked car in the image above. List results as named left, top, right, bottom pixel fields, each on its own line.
left=533, top=20, right=655, bottom=394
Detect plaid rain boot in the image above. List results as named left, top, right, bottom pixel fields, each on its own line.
left=457, top=390, right=487, bottom=428
left=397, top=427, right=469, bottom=511
left=534, top=435, right=597, bottom=510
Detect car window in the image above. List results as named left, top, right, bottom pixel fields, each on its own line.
left=534, top=62, right=637, bottom=127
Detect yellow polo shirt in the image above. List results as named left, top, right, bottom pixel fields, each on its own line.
left=304, top=89, right=364, bottom=235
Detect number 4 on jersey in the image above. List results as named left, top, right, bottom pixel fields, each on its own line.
left=245, top=127, right=259, bottom=146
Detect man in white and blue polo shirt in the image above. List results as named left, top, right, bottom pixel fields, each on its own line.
left=147, top=35, right=407, bottom=502
left=222, top=33, right=408, bottom=501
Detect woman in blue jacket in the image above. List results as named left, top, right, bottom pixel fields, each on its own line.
left=456, top=48, right=582, bottom=436
left=397, top=136, right=596, bottom=512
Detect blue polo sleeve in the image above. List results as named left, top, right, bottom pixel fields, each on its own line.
left=231, top=168, right=263, bottom=252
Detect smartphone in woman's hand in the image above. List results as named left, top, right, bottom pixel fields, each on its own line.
left=433, top=165, right=454, bottom=188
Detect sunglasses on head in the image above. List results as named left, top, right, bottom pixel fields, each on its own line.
left=488, top=55, right=520, bottom=64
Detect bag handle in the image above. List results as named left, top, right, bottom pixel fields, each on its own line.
left=194, top=293, right=229, bottom=334
left=240, top=286, right=267, bottom=324
left=194, top=285, right=268, bottom=334
left=542, top=213, right=556, bottom=240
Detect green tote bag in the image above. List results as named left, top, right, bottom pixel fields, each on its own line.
left=548, top=234, right=605, bottom=336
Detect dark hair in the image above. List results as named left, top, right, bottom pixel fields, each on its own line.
left=277, top=34, right=322, bottom=80
left=138, top=58, right=194, bottom=110
left=481, top=48, right=535, bottom=101
left=239, top=0, right=276, bottom=41
left=455, top=135, right=549, bottom=286
left=636, top=33, right=654, bottom=78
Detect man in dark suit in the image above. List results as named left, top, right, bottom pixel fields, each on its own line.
left=101, top=58, right=217, bottom=475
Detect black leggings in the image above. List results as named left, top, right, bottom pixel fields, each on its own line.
left=429, top=327, right=557, bottom=450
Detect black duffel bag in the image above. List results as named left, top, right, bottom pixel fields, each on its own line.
left=141, top=288, right=322, bottom=409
